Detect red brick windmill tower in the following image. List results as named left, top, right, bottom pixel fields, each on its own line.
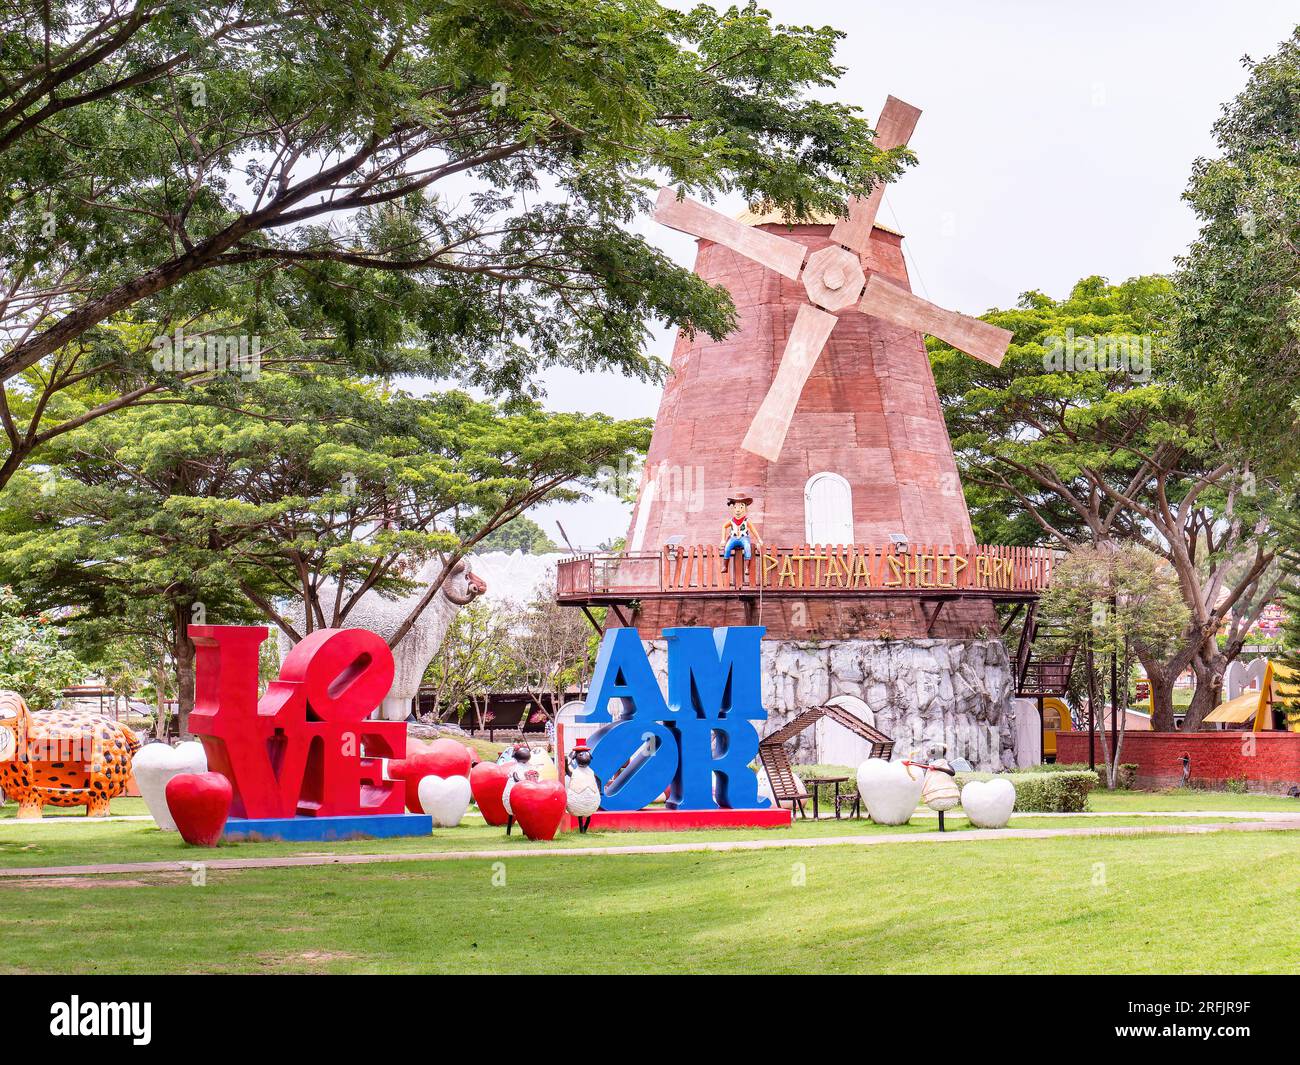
left=626, top=96, right=1018, bottom=645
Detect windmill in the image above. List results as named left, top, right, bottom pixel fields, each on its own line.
left=559, top=95, right=1032, bottom=770
left=653, top=95, right=1012, bottom=463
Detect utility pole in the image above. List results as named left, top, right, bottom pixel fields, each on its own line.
left=1086, top=645, right=1096, bottom=771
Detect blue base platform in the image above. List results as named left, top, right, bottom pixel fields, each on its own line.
left=222, top=813, right=432, bottom=842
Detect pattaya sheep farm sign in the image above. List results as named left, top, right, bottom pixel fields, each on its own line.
left=576, top=625, right=790, bottom=828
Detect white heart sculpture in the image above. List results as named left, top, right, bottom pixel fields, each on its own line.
left=418, top=774, right=472, bottom=828
left=961, top=778, right=1016, bottom=829
left=133, top=741, right=207, bottom=831
left=856, top=758, right=924, bottom=825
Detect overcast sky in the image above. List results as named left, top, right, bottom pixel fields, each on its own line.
left=522, top=1, right=1298, bottom=549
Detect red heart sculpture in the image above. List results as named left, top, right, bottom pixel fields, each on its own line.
left=395, top=740, right=475, bottom=812
left=425, top=738, right=473, bottom=778
left=165, top=772, right=232, bottom=847
left=469, top=762, right=511, bottom=826
left=510, top=779, right=567, bottom=841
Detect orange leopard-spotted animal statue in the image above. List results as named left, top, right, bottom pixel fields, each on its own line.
left=0, top=690, right=140, bottom=818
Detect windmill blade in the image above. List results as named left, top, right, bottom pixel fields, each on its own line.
left=741, top=304, right=839, bottom=461
left=859, top=275, right=1012, bottom=367
left=830, top=96, right=923, bottom=254
left=654, top=188, right=807, bottom=280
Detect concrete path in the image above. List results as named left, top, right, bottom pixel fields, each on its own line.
left=0, top=815, right=154, bottom=825
left=3, top=814, right=1298, bottom=880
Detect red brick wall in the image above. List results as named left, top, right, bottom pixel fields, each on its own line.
left=1055, top=730, right=1300, bottom=794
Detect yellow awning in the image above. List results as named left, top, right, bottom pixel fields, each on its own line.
left=1203, top=690, right=1260, bottom=725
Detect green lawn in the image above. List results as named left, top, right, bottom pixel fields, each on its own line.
left=1088, top=790, right=1300, bottom=812
left=0, top=806, right=1260, bottom=870
left=1, top=830, right=1297, bottom=974
left=2, top=784, right=1291, bottom=870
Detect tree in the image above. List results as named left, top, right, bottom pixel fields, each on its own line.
left=508, top=577, right=595, bottom=723
left=1038, top=545, right=1188, bottom=787
left=0, top=586, right=88, bottom=710
left=473, top=516, right=559, bottom=555
left=1174, top=29, right=1300, bottom=462
left=932, top=276, right=1285, bottom=729
left=0, top=0, right=910, bottom=490
left=421, top=599, right=516, bottom=728
left=0, top=373, right=647, bottom=730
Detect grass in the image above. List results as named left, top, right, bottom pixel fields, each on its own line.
left=0, top=801, right=1263, bottom=870
left=1, top=784, right=1290, bottom=869
left=1, top=829, right=1297, bottom=974
left=1088, top=790, right=1300, bottom=812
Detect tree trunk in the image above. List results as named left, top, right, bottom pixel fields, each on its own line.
left=1144, top=662, right=1177, bottom=731
left=1185, top=644, right=1227, bottom=732
left=173, top=601, right=197, bottom=738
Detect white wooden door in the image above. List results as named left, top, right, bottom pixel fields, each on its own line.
left=804, top=472, right=854, bottom=545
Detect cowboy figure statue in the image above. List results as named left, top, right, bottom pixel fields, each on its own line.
left=719, top=491, right=763, bottom=573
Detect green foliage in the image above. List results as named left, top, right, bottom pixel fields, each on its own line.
left=955, top=770, right=1096, bottom=813
left=1174, top=29, right=1300, bottom=465
left=422, top=600, right=517, bottom=725
left=1038, top=545, right=1189, bottom=666
left=933, top=273, right=1285, bottom=730
left=930, top=274, right=1183, bottom=546
left=0, top=0, right=906, bottom=488
left=1027, top=761, right=1138, bottom=789
left=474, top=517, right=559, bottom=555
left=0, top=373, right=647, bottom=723
left=0, top=587, right=87, bottom=710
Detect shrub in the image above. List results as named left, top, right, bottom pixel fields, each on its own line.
left=955, top=769, right=1095, bottom=812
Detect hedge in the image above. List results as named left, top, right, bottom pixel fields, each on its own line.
left=1018, top=761, right=1138, bottom=790
left=955, top=770, right=1095, bottom=813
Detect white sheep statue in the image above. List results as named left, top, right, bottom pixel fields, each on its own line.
left=278, top=556, right=487, bottom=721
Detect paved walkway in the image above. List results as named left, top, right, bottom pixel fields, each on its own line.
left=3, top=814, right=1298, bottom=880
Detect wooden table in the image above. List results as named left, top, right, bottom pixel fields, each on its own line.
left=805, top=775, right=850, bottom=820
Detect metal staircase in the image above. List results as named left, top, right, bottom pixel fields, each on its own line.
left=1014, top=601, right=1075, bottom=698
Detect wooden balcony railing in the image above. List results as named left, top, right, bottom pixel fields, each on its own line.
left=556, top=543, right=1054, bottom=604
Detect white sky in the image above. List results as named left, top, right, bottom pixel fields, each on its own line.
left=521, top=1, right=1298, bottom=548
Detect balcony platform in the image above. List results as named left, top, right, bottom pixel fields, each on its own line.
left=555, top=544, right=1052, bottom=614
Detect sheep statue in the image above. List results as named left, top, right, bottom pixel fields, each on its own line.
left=278, top=556, right=487, bottom=721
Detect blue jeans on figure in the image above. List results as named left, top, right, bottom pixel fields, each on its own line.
left=722, top=534, right=752, bottom=569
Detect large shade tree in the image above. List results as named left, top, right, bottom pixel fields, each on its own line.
left=932, top=276, right=1285, bottom=729
left=0, top=0, right=911, bottom=487
left=1174, top=28, right=1300, bottom=463
left=0, top=374, right=649, bottom=730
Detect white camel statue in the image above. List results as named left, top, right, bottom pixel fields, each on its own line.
left=278, top=556, right=487, bottom=721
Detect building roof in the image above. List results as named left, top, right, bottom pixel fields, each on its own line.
left=735, top=206, right=903, bottom=237
left=1204, top=690, right=1260, bottom=725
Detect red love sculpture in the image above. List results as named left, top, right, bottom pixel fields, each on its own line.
left=189, top=625, right=404, bottom=819
left=510, top=779, right=567, bottom=841
left=469, top=762, right=510, bottom=826
left=165, top=772, right=233, bottom=847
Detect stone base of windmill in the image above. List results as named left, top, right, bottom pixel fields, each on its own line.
left=644, top=637, right=1019, bottom=772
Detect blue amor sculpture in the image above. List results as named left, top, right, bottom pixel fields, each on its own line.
left=579, top=626, right=770, bottom=812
